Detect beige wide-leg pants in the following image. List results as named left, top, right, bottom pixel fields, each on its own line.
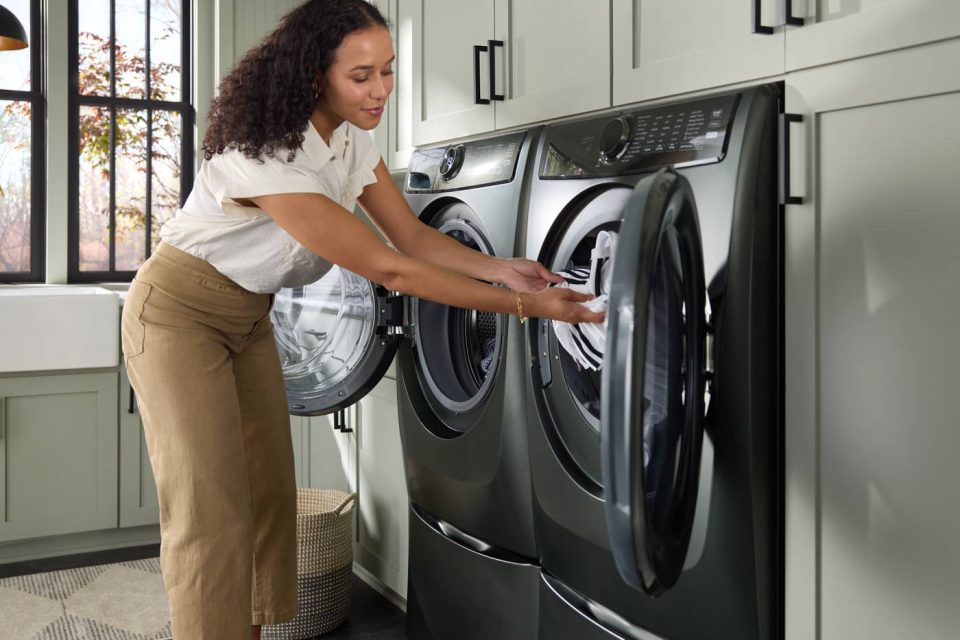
left=122, top=242, right=297, bottom=638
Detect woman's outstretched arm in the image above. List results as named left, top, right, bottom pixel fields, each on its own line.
left=250, top=190, right=604, bottom=324
left=356, top=161, right=563, bottom=293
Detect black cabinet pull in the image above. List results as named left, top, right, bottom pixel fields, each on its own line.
left=785, top=0, right=805, bottom=25
left=473, top=44, right=490, bottom=104
left=488, top=39, right=504, bottom=101
left=128, top=386, right=137, bottom=414
left=334, top=408, right=353, bottom=434
left=752, top=0, right=774, bottom=33
left=780, top=113, right=804, bottom=205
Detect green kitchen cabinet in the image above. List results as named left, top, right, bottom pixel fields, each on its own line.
left=784, top=39, right=960, bottom=639
left=118, top=364, right=160, bottom=528
left=0, top=373, right=118, bottom=543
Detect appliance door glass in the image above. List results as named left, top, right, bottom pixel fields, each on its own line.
left=412, top=203, right=505, bottom=434
left=272, top=266, right=398, bottom=415
left=602, top=168, right=708, bottom=595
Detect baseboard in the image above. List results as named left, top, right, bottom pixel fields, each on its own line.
left=353, top=562, right=407, bottom=613
left=0, top=540, right=160, bottom=578
left=0, top=526, right=161, bottom=566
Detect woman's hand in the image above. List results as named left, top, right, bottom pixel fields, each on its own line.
left=498, top=258, right=565, bottom=293
left=523, top=287, right=606, bottom=324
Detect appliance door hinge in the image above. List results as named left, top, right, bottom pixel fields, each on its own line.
left=375, top=288, right=413, bottom=338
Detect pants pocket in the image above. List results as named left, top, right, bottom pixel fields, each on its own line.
left=122, top=281, right=153, bottom=360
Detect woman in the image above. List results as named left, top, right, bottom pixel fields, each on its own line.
left=121, top=1, right=604, bottom=638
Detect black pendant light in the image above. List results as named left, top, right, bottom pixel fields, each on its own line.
left=0, top=4, right=28, bottom=51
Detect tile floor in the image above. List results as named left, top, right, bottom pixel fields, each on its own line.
left=0, top=545, right=406, bottom=639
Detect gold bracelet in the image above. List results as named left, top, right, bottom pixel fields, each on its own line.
left=516, top=291, right=526, bottom=324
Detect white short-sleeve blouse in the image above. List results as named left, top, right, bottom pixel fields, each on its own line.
left=159, top=120, right=381, bottom=294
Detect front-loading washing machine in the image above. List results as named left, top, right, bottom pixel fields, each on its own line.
left=271, top=128, right=543, bottom=639
left=521, top=84, right=784, bottom=639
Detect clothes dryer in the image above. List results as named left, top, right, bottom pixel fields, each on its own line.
left=521, top=85, right=783, bottom=639
left=271, top=128, right=543, bottom=640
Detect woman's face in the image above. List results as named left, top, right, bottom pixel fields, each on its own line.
left=318, top=26, right=394, bottom=132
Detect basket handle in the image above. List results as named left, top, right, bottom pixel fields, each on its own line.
left=333, top=492, right=357, bottom=515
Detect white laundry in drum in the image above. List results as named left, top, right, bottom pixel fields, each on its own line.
left=551, top=229, right=671, bottom=467
left=550, top=230, right=618, bottom=372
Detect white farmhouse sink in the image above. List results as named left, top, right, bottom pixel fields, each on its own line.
left=0, top=286, right=120, bottom=373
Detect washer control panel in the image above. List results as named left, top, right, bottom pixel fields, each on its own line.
left=540, top=92, right=740, bottom=179
left=406, top=131, right=527, bottom=192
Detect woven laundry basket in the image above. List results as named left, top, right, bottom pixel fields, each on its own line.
left=263, top=488, right=357, bottom=639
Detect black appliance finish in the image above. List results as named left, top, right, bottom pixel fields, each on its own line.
left=271, top=129, right=543, bottom=639
left=520, top=85, right=783, bottom=639
left=400, top=129, right=542, bottom=640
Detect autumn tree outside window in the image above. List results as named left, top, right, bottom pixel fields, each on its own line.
left=69, top=0, right=193, bottom=282
left=0, top=0, right=43, bottom=282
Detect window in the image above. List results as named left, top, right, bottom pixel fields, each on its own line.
left=69, top=0, right=193, bottom=282
left=0, top=0, right=43, bottom=282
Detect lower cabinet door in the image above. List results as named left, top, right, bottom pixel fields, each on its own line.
left=119, top=364, right=160, bottom=528
left=356, top=375, right=408, bottom=598
left=784, top=40, right=960, bottom=639
left=0, top=372, right=119, bottom=543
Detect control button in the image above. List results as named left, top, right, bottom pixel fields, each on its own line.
left=439, top=144, right=465, bottom=180
left=599, top=117, right=632, bottom=163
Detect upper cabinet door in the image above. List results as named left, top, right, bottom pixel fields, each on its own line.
left=406, top=0, right=496, bottom=146
left=612, top=0, right=784, bottom=105
left=785, top=0, right=960, bottom=71
left=492, top=0, right=611, bottom=130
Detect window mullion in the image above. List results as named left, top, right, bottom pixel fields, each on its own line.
left=181, top=0, right=190, bottom=104
left=32, top=0, right=45, bottom=281
left=108, top=0, right=116, bottom=272
left=31, top=0, right=44, bottom=280
left=0, top=89, right=30, bottom=101
left=181, top=0, right=193, bottom=202
left=146, top=109, right=153, bottom=258
left=145, top=0, right=151, bottom=100
left=76, top=95, right=188, bottom=111
left=109, top=106, right=117, bottom=273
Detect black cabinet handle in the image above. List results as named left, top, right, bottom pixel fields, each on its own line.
left=128, top=386, right=137, bottom=414
left=334, top=408, right=353, bottom=434
left=752, top=0, right=774, bottom=33
left=785, top=0, right=805, bottom=25
left=488, top=39, right=504, bottom=101
left=473, top=44, right=490, bottom=105
left=780, top=113, right=804, bottom=205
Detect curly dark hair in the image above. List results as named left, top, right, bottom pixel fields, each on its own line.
left=202, top=0, right=387, bottom=161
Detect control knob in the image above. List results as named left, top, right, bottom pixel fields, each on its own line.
left=599, top=117, right=632, bottom=163
left=439, top=144, right=465, bottom=180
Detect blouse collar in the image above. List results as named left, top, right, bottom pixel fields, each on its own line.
left=301, top=120, right=350, bottom=167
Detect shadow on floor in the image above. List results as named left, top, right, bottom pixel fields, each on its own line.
left=316, top=575, right=406, bottom=639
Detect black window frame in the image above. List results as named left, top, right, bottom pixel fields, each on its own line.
left=0, top=0, right=45, bottom=283
left=67, top=0, right=194, bottom=283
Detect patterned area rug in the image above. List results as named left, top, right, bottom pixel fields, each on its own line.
left=0, top=558, right=171, bottom=640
